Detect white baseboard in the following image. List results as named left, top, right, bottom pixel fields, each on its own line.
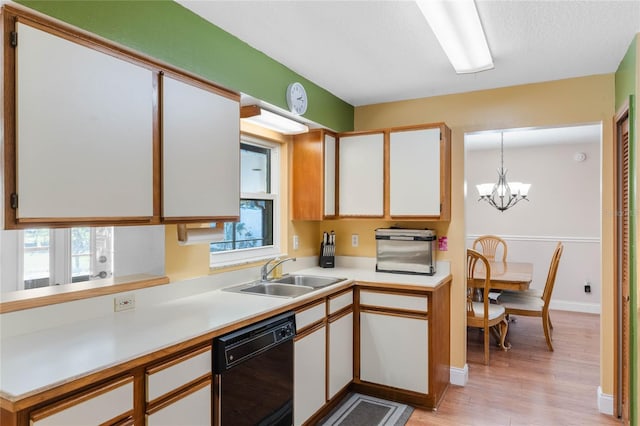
left=597, top=386, right=614, bottom=415
left=550, top=300, right=600, bottom=314
left=450, top=364, right=468, bottom=386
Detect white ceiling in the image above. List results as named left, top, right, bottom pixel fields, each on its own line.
left=175, top=0, right=640, bottom=107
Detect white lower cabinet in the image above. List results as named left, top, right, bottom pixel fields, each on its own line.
left=294, top=325, right=326, bottom=426
left=328, top=312, right=353, bottom=399
left=146, top=380, right=212, bottom=426
left=360, top=312, right=428, bottom=394
left=29, top=376, right=133, bottom=426
left=145, top=345, right=212, bottom=425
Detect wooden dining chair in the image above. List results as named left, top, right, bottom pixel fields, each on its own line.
left=466, top=249, right=510, bottom=365
left=499, top=242, right=564, bottom=351
left=472, top=235, right=508, bottom=262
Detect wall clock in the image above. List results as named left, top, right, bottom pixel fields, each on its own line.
left=286, top=82, right=308, bottom=115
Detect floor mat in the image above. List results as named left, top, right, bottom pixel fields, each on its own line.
left=318, top=393, right=413, bottom=426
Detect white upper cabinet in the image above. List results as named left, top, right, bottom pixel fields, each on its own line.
left=389, top=128, right=441, bottom=217
left=15, top=23, right=155, bottom=222
left=338, top=132, right=384, bottom=216
left=162, top=75, right=240, bottom=221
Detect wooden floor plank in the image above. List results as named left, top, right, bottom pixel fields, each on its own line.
left=407, top=310, right=621, bottom=425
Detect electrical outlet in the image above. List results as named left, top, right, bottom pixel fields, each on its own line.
left=584, top=283, right=591, bottom=294
left=293, top=235, right=299, bottom=250
left=114, top=294, right=135, bottom=312
left=351, top=234, right=359, bottom=247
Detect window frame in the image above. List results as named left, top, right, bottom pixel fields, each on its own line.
left=6, top=227, right=114, bottom=291
left=209, top=136, right=282, bottom=267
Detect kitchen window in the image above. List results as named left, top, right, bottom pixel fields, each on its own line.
left=210, top=138, right=280, bottom=266
left=21, top=227, right=114, bottom=290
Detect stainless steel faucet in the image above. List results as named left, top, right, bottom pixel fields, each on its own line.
left=261, top=257, right=296, bottom=281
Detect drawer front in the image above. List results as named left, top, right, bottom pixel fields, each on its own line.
left=359, top=290, right=427, bottom=312
left=146, top=380, right=212, bottom=426
left=296, top=302, right=325, bottom=331
left=328, top=291, right=353, bottom=315
left=147, top=346, right=212, bottom=402
left=31, top=377, right=133, bottom=426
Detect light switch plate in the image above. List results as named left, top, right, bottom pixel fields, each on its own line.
left=293, top=235, right=299, bottom=250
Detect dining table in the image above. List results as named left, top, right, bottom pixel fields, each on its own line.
left=470, top=260, right=534, bottom=291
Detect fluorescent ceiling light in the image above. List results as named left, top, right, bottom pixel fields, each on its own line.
left=241, top=106, right=309, bottom=134
left=416, top=0, right=493, bottom=74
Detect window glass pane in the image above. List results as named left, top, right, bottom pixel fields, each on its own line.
left=71, top=227, right=114, bottom=283
left=23, top=229, right=50, bottom=289
left=210, top=199, right=273, bottom=253
left=71, top=228, right=91, bottom=280
left=241, top=144, right=270, bottom=193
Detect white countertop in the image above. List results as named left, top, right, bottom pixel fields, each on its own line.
left=0, top=259, right=450, bottom=402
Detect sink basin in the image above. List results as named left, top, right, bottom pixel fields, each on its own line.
left=271, top=275, right=346, bottom=289
left=239, top=282, right=315, bottom=298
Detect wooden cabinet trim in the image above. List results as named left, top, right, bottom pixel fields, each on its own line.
left=296, top=296, right=326, bottom=312
left=359, top=306, right=428, bottom=321
left=29, top=376, right=133, bottom=423
left=146, top=375, right=211, bottom=414
left=327, top=287, right=352, bottom=301
left=356, top=277, right=451, bottom=293
left=146, top=345, right=211, bottom=377
left=327, top=306, right=353, bottom=323
left=294, top=320, right=326, bottom=340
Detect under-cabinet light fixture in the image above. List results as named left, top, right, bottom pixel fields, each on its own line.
left=416, top=0, right=494, bottom=74
left=241, top=105, right=309, bottom=135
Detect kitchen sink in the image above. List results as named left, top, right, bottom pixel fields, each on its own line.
left=270, top=275, right=346, bottom=289
left=224, top=274, right=346, bottom=299
left=239, top=282, right=315, bottom=298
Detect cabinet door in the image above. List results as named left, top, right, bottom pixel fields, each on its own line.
left=294, top=326, right=326, bottom=426
left=338, top=133, right=384, bottom=216
left=360, top=312, right=428, bottom=394
left=30, top=376, right=133, bottom=426
left=162, top=75, right=240, bottom=221
left=324, top=133, right=336, bottom=216
left=146, top=380, right=211, bottom=426
left=15, top=23, right=154, bottom=222
left=328, top=311, right=353, bottom=399
left=292, top=130, right=336, bottom=220
left=389, top=128, right=441, bottom=216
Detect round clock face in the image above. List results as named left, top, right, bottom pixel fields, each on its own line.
left=286, top=82, right=308, bottom=115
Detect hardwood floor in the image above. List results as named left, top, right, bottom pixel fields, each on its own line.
left=408, top=310, right=621, bottom=426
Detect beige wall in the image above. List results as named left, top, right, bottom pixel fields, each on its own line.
left=353, top=74, right=616, bottom=392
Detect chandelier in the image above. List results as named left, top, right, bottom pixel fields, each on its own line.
left=476, top=132, right=531, bottom=212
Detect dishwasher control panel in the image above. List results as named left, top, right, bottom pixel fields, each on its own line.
left=213, top=312, right=296, bottom=373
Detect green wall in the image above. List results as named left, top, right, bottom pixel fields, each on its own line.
left=615, top=34, right=637, bottom=425
left=16, top=0, right=354, bottom=132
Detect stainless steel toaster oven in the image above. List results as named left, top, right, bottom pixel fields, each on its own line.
left=375, top=228, right=437, bottom=275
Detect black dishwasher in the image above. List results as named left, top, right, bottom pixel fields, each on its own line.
left=213, top=312, right=295, bottom=426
